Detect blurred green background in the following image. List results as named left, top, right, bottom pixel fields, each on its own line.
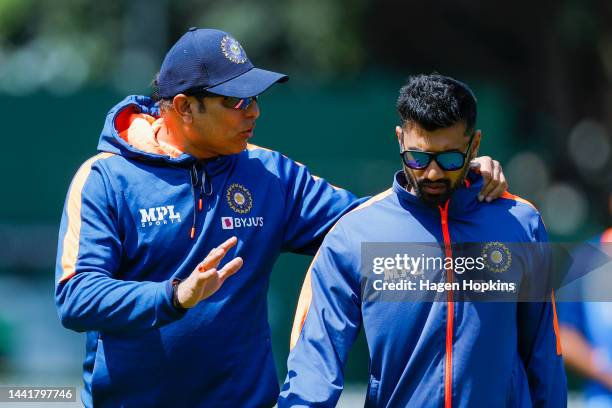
left=0, top=0, right=610, bottom=406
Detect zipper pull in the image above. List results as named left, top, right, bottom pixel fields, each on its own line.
left=189, top=164, right=199, bottom=239
left=190, top=165, right=199, bottom=186
left=202, top=169, right=213, bottom=196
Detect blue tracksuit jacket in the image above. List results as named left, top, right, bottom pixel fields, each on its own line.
left=54, top=95, right=363, bottom=407
left=279, top=172, right=567, bottom=407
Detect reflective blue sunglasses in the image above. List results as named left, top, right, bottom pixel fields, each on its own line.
left=400, top=134, right=475, bottom=171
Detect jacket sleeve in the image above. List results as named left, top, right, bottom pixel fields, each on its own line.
left=517, top=215, right=567, bottom=407
left=55, top=158, right=185, bottom=333
left=278, top=224, right=361, bottom=407
left=276, top=155, right=366, bottom=255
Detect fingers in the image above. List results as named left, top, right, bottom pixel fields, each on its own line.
left=494, top=160, right=508, bottom=196
left=471, top=156, right=500, bottom=201
left=217, top=257, right=244, bottom=281
left=472, top=157, right=492, bottom=201
left=487, top=181, right=507, bottom=202
left=478, top=160, right=507, bottom=201
left=198, top=248, right=225, bottom=271
left=486, top=162, right=507, bottom=200
left=491, top=161, right=501, bottom=186
left=198, top=268, right=218, bottom=280
left=471, top=156, right=493, bottom=177
left=480, top=166, right=498, bottom=201
left=217, top=236, right=238, bottom=252
left=198, top=236, right=238, bottom=271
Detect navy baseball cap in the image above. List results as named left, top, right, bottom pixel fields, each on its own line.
left=157, top=28, right=288, bottom=99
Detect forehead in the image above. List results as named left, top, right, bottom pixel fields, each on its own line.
left=402, top=122, right=469, bottom=151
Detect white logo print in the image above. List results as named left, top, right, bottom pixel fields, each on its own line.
left=220, top=216, right=264, bottom=230
left=139, top=205, right=182, bottom=227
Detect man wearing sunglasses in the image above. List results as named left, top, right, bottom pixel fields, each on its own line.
left=280, top=74, right=566, bottom=407
left=55, top=28, right=510, bottom=407
left=399, top=126, right=477, bottom=207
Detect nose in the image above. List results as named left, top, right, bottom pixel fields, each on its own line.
left=244, top=99, right=260, bottom=119
left=423, top=160, right=445, bottom=181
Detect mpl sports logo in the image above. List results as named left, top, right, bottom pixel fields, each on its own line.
left=139, top=205, right=181, bottom=227
left=221, top=216, right=264, bottom=230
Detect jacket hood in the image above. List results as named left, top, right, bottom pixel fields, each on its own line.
left=97, top=95, right=234, bottom=174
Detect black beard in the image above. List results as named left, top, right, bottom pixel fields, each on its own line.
left=415, top=179, right=453, bottom=207
left=402, top=167, right=465, bottom=208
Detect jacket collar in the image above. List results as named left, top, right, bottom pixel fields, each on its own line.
left=392, top=170, right=482, bottom=217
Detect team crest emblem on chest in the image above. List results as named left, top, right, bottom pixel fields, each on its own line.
left=220, top=36, right=248, bottom=64
left=481, top=242, right=512, bottom=273
left=226, top=183, right=253, bottom=214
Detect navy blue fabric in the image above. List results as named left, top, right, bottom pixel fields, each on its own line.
left=280, top=172, right=567, bottom=407
left=158, top=28, right=288, bottom=98
left=55, top=95, right=363, bottom=407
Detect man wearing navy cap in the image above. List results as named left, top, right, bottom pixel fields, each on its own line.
left=55, top=28, right=508, bottom=407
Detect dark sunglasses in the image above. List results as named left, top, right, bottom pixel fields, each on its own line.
left=220, top=95, right=258, bottom=110
left=400, top=133, right=475, bottom=171
left=187, top=90, right=258, bottom=111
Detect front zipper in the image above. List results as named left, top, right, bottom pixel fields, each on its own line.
left=189, top=165, right=199, bottom=239
left=188, top=164, right=214, bottom=239
left=438, top=200, right=454, bottom=408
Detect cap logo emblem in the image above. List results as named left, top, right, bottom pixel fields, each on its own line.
left=221, top=36, right=248, bottom=64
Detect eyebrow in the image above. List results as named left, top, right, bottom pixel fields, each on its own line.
left=406, top=145, right=464, bottom=152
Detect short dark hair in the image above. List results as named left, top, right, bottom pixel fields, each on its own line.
left=151, top=73, right=173, bottom=113
left=396, top=73, right=477, bottom=135
left=151, top=72, right=206, bottom=114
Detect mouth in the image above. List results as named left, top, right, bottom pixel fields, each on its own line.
left=239, top=126, right=255, bottom=139
left=421, top=183, right=448, bottom=194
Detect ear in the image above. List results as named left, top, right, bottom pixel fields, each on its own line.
left=395, top=125, right=404, bottom=150
left=470, top=130, right=482, bottom=159
left=172, top=94, right=193, bottom=124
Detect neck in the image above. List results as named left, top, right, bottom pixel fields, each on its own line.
left=157, top=115, right=185, bottom=151
left=160, top=114, right=218, bottom=160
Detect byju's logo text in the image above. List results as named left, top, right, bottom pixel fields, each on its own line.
left=221, top=216, right=264, bottom=230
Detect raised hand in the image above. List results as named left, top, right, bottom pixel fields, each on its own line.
left=176, top=236, right=244, bottom=309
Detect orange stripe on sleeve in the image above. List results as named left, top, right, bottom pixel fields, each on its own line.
left=246, top=143, right=274, bottom=153
left=500, top=191, right=538, bottom=210
left=59, top=153, right=114, bottom=283
left=348, top=189, right=393, bottom=214
left=290, top=258, right=316, bottom=350
left=601, top=227, right=612, bottom=243
left=289, top=189, right=393, bottom=350
left=311, top=174, right=342, bottom=191
left=551, top=290, right=562, bottom=356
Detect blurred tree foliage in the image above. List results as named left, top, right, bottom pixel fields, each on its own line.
left=363, top=0, right=612, bottom=223
left=0, top=0, right=609, bottom=214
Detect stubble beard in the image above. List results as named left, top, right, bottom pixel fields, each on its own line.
left=402, top=164, right=470, bottom=208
